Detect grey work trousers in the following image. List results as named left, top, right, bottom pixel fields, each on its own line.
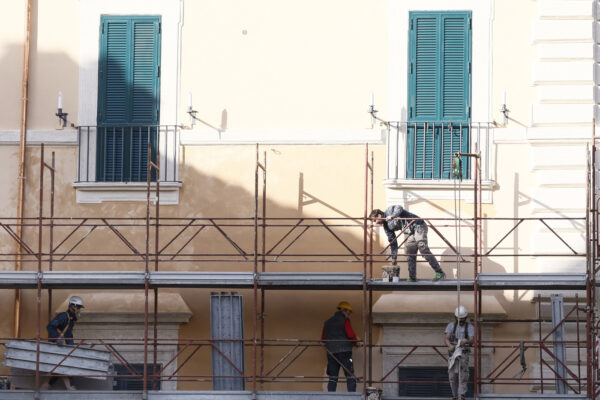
left=405, top=223, right=442, bottom=280
left=448, top=353, right=469, bottom=399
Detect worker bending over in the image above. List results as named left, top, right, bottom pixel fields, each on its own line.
left=370, top=205, right=446, bottom=282
left=321, top=301, right=358, bottom=392
left=445, top=305, right=474, bottom=400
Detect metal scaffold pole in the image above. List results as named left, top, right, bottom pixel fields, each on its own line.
left=260, top=149, right=266, bottom=390
left=362, top=144, right=368, bottom=395
left=368, top=150, right=374, bottom=387
left=34, top=144, right=44, bottom=400
left=143, top=140, right=151, bottom=396
left=473, top=145, right=480, bottom=397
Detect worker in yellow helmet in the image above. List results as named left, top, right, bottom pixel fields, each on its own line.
left=321, top=301, right=358, bottom=392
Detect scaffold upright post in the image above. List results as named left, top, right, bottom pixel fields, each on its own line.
left=35, top=143, right=44, bottom=400
left=362, top=143, right=368, bottom=394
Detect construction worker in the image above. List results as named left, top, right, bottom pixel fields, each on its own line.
left=321, top=301, right=358, bottom=392
left=370, top=206, right=446, bottom=282
left=445, top=305, right=474, bottom=400
left=42, top=296, right=84, bottom=390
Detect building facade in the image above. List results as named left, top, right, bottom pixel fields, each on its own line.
left=0, top=0, right=596, bottom=397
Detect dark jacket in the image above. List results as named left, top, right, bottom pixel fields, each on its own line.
left=322, top=311, right=356, bottom=354
left=46, top=310, right=77, bottom=345
left=383, top=205, right=424, bottom=260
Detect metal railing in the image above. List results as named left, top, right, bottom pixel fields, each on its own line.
left=385, top=121, right=493, bottom=181
left=77, top=125, right=179, bottom=183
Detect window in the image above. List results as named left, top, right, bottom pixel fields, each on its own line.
left=407, top=11, right=471, bottom=179
left=97, top=16, right=161, bottom=182
left=113, top=363, right=161, bottom=391
left=398, top=366, right=474, bottom=397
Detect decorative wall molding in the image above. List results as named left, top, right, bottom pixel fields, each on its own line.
left=73, top=181, right=182, bottom=205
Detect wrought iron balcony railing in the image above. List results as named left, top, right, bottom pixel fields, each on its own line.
left=385, top=121, right=493, bottom=181
left=77, top=125, right=179, bottom=183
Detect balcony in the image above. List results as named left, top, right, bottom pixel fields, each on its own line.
left=73, top=125, right=181, bottom=204
left=384, top=121, right=495, bottom=202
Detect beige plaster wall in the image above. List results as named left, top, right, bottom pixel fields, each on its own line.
left=492, top=0, right=538, bottom=126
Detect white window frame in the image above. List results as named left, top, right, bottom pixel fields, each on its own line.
left=74, top=0, right=182, bottom=204
left=385, top=0, right=495, bottom=203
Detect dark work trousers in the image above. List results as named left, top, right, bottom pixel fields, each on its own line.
left=326, top=351, right=356, bottom=392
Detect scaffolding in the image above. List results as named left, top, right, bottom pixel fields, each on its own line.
left=0, top=140, right=596, bottom=400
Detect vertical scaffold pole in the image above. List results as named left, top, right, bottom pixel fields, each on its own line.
left=253, top=143, right=259, bottom=394
left=368, top=150, right=374, bottom=386
left=362, top=144, right=368, bottom=394
left=143, top=141, right=151, bottom=396
left=48, top=152, right=55, bottom=323
left=35, top=144, right=44, bottom=400
left=473, top=145, right=480, bottom=396
left=260, top=150, right=266, bottom=389
left=153, top=134, right=161, bottom=390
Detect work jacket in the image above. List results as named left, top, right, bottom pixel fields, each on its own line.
left=383, top=205, right=424, bottom=260
left=46, top=310, right=77, bottom=345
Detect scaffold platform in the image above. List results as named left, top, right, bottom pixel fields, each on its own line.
left=0, top=271, right=588, bottom=290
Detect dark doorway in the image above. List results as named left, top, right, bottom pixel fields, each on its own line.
left=398, top=366, right=474, bottom=397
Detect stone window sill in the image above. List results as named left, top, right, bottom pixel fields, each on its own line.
left=72, top=181, right=182, bottom=205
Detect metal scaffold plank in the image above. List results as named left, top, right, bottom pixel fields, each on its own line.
left=477, top=273, right=587, bottom=289
left=369, top=279, right=475, bottom=291
left=151, top=271, right=254, bottom=288
left=0, top=271, right=589, bottom=290
left=0, top=271, right=37, bottom=288
left=478, top=394, right=589, bottom=399
left=43, top=271, right=146, bottom=289
left=258, top=272, right=364, bottom=289
left=0, top=391, right=363, bottom=400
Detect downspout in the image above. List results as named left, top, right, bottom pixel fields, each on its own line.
left=14, top=0, right=33, bottom=339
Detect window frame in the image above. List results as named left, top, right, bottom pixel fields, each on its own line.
left=385, top=0, right=494, bottom=201
left=76, top=1, right=181, bottom=203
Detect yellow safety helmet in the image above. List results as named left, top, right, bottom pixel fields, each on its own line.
left=337, top=301, right=352, bottom=312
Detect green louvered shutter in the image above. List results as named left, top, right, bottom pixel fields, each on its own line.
left=97, top=16, right=161, bottom=182
left=407, top=11, right=471, bottom=180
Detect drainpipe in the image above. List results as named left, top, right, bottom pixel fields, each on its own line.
left=14, top=0, right=33, bottom=339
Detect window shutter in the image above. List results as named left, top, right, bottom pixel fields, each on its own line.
left=407, top=11, right=471, bottom=180
left=131, top=20, right=160, bottom=124
left=100, top=20, right=129, bottom=124
left=411, top=16, right=438, bottom=120
left=97, top=16, right=160, bottom=182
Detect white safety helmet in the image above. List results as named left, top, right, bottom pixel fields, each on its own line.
left=69, top=296, right=84, bottom=308
left=455, top=305, right=467, bottom=319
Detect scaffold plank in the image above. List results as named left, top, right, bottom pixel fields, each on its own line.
left=0, top=271, right=590, bottom=290
left=0, top=390, right=363, bottom=400
left=0, top=271, right=37, bottom=289
left=477, top=273, right=587, bottom=289
left=42, top=271, right=146, bottom=289
left=369, top=279, right=474, bottom=291
left=151, top=271, right=254, bottom=287
left=259, top=272, right=364, bottom=289
left=478, top=394, right=589, bottom=399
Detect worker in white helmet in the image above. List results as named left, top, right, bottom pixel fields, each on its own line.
left=444, top=305, right=474, bottom=400
left=42, top=296, right=84, bottom=390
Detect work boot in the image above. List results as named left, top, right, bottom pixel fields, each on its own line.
left=432, top=271, right=446, bottom=282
